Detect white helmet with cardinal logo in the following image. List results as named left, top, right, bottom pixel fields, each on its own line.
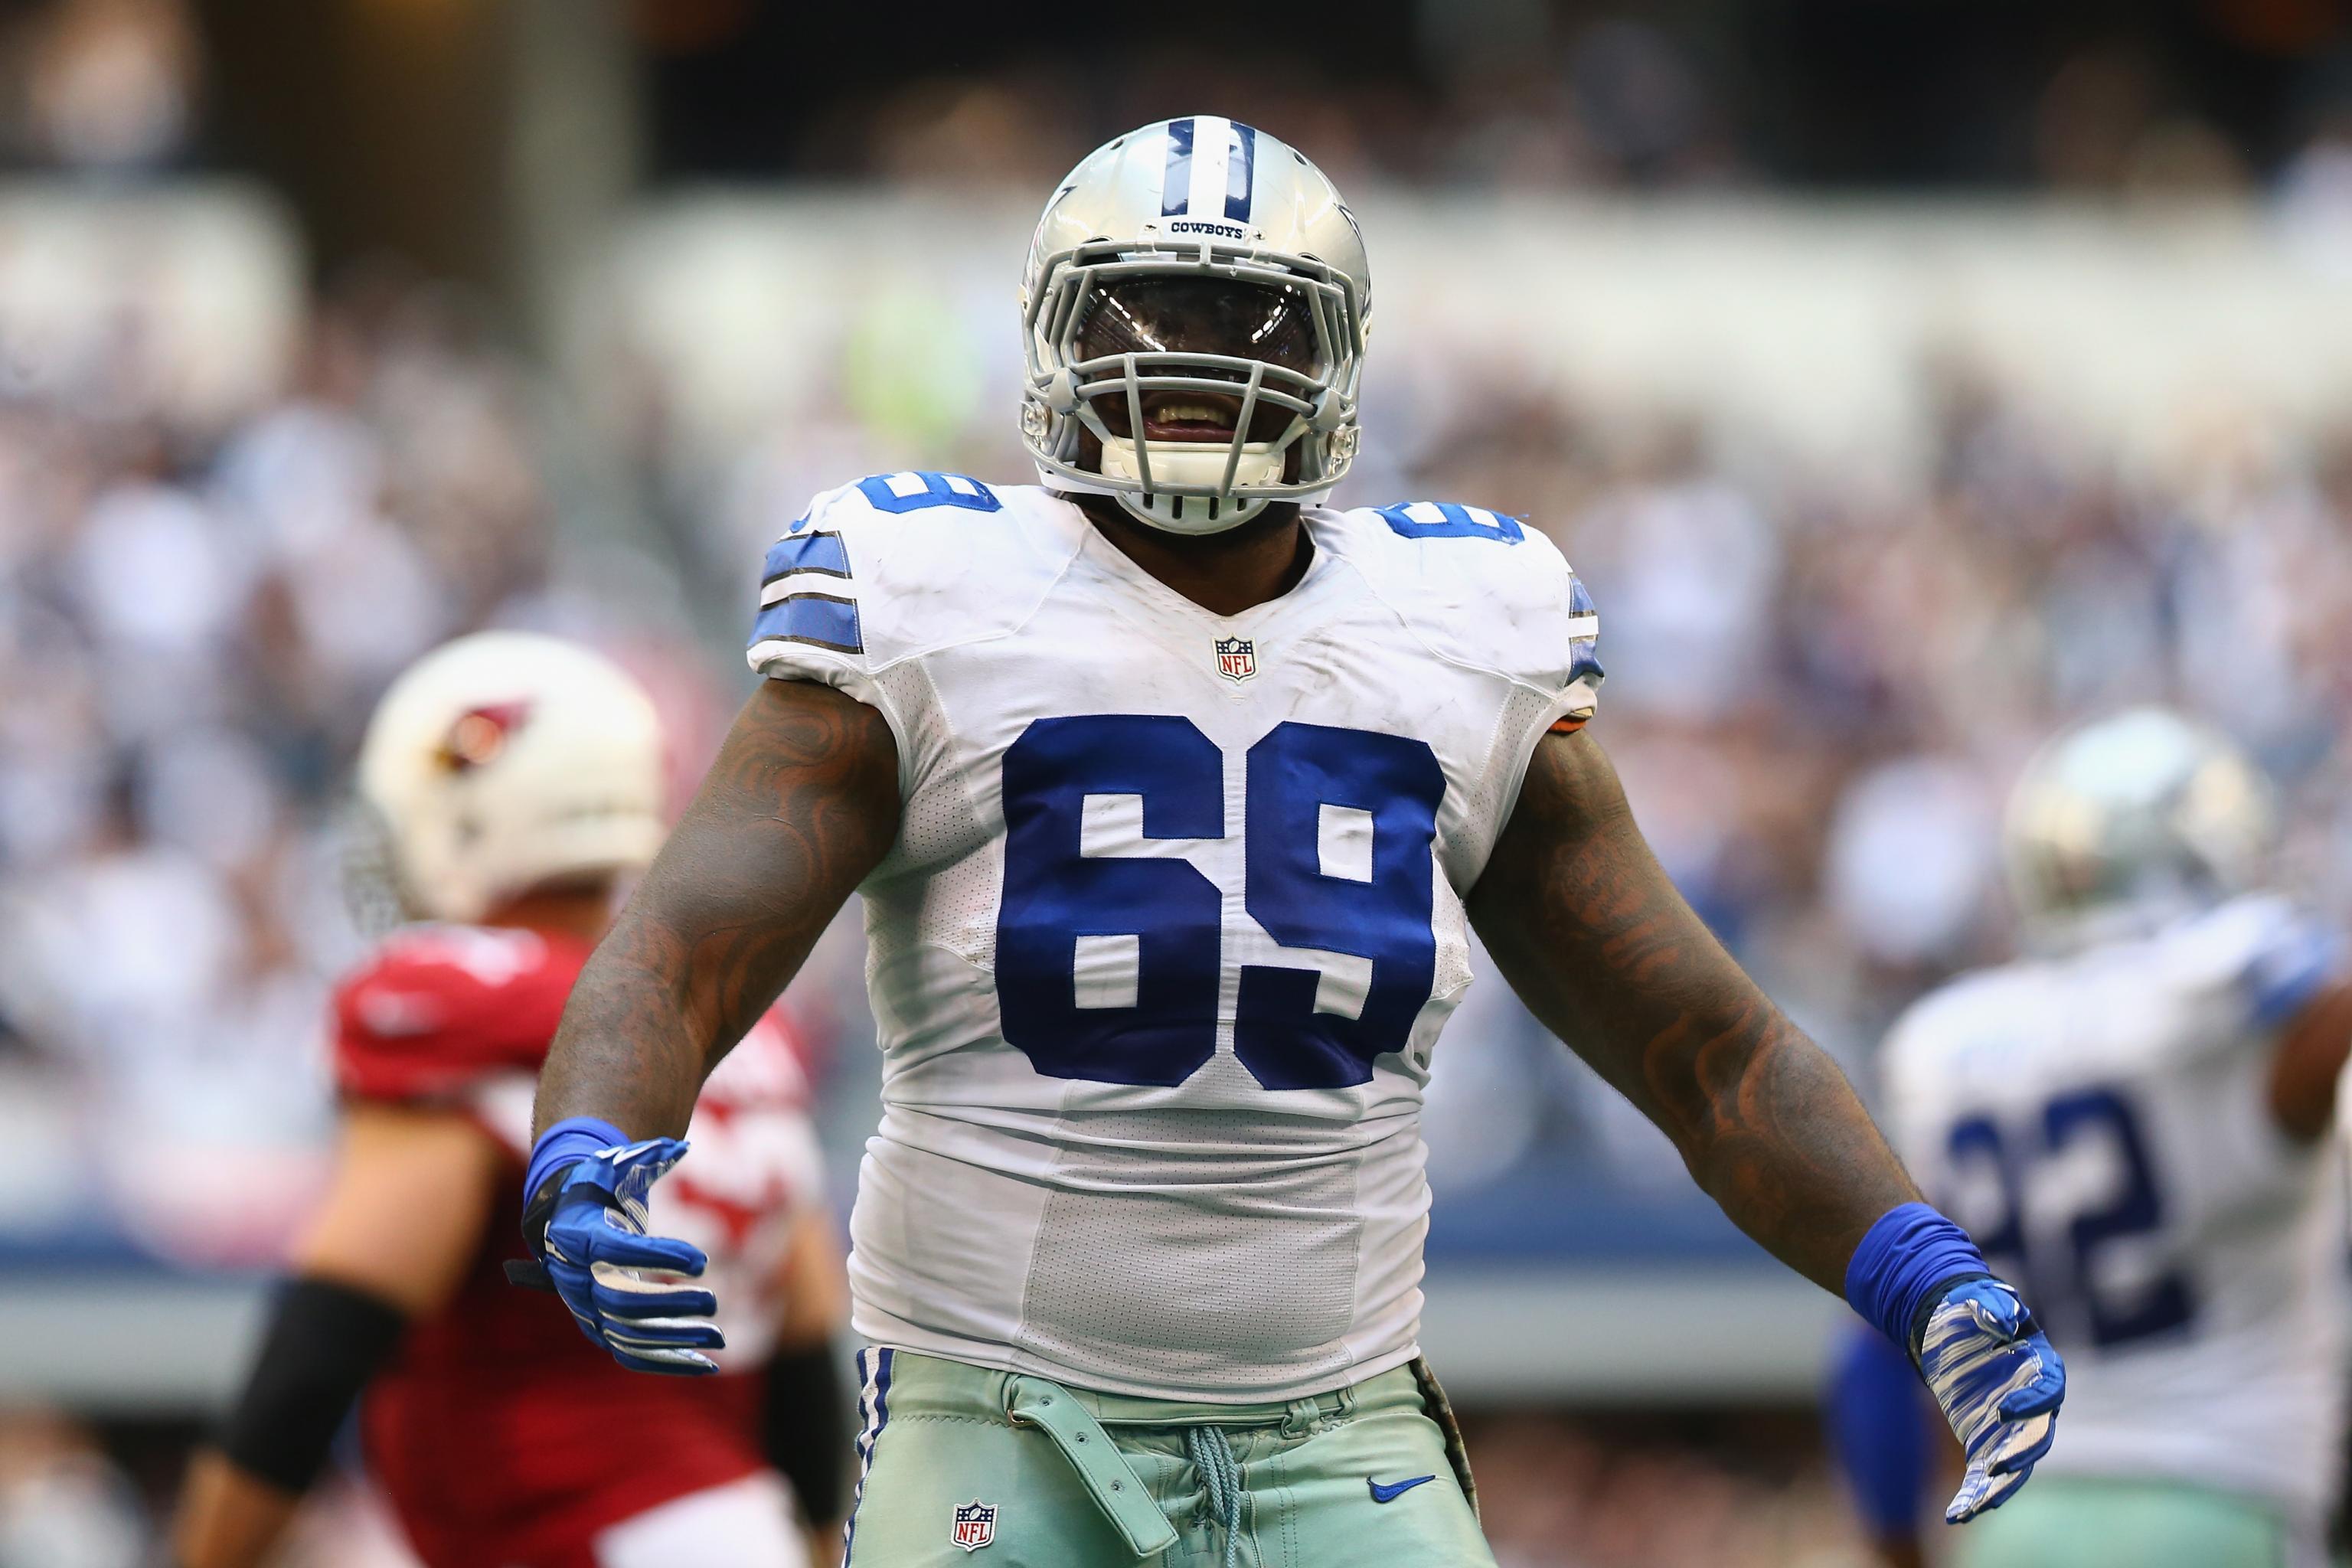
left=354, top=631, right=665, bottom=924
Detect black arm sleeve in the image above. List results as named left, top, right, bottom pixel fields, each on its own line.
left=763, top=1340, right=852, bottom=1524
left=217, top=1276, right=407, bottom=1494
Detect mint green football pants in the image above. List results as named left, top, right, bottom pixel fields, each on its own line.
left=837, top=1348, right=1495, bottom=1567
left=1954, top=1476, right=2325, bottom=1568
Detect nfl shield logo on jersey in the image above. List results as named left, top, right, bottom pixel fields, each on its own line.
left=1215, top=636, right=1257, bottom=683
left=952, top=1499, right=998, bottom=1552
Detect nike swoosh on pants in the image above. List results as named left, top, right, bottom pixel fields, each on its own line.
left=1367, top=1475, right=1437, bottom=1504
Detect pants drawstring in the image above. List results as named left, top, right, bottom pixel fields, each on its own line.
left=1183, top=1425, right=1244, bottom=1568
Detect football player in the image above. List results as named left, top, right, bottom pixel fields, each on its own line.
left=1828, top=708, right=2351, bottom=1568
left=172, top=632, right=852, bottom=1568
left=517, top=120, right=2063, bottom=1565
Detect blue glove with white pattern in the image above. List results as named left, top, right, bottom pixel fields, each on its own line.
left=507, top=1135, right=725, bottom=1375
left=1913, top=1277, right=2065, bottom=1522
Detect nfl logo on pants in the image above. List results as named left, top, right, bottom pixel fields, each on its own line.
left=952, top=1499, right=998, bottom=1552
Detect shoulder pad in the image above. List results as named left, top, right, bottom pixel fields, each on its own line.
left=748, top=473, right=1063, bottom=675
left=1334, top=501, right=1602, bottom=709
left=332, top=926, right=581, bottom=1102
left=2161, top=895, right=2346, bottom=1034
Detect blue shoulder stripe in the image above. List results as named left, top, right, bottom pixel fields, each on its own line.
left=750, top=593, right=863, bottom=655
left=763, top=530, right=851, bottom=585
left=2246, top=920, right=2344, bottom=1029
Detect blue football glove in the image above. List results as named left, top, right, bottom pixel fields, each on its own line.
left=1913, top=1277, right=2066, bottom=1522
left=505, top=1136, right=724, bottom=1375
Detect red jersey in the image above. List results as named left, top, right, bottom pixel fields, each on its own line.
left=332, top=924, right=825, bottom=1568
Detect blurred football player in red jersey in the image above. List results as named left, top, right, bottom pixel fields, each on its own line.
left=172, top=632, right=851, bottom=1568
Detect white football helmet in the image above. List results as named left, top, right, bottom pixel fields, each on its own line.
left=354, top=631, right=665, bottom=925
left=1019, top=116, right=1371, bottom=534
left=2004, top=707, right=2276, bottom=948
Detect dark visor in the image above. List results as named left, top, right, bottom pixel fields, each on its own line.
left=1074, top=277, right=1328, bottom=379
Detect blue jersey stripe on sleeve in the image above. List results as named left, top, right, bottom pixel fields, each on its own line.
left=2246, top=920, right=2345, bottom=1030
left=751, top=593, right=864, bottom=655
left=761, top=530, right=851, bottom=586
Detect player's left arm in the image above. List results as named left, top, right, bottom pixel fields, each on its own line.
left=172, top=1105, right=501, bottom=1568
left=763, top=1206, right=852, bottom=1560
left=1469, top=728, right=1913, bottom=1285
left=1468, top=727, right=2064, bottom=1522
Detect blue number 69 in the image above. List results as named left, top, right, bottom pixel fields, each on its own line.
left=995, top=715, right=1444, bottom=1091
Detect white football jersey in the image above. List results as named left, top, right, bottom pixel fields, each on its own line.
left=1883, top=895, right=2348, bottom=1516
left=746, top=474, right=1599, bottom=1400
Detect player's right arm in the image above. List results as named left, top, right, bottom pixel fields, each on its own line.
left=2265, top=977, right=2352, bottom=1142
left=535, top=677, right=898, bottom=1137
left=518, top=677, right=899, bottom=1370
left=172, top=1105, right=500, bottom=1568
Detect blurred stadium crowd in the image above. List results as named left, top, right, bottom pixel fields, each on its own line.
left=0, top=262, right=649, bottom=1258
left=1, top=2, right=2350, bottom=1565
left=762, top=21, right=2352, bottom=204
left=3, top=0, right=2352, bottom=197
left=654, top=0, right=2352, bottom=202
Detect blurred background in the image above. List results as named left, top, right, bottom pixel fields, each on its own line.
left=2, top=1, right=2350, bottom=1564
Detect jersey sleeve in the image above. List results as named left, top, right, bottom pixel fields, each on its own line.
left=744, top=472, right=1028, bottom=777
left=1361, top=502, right=1602, bottom=724
left=2164, top=895, right=2348, bottom=1052
left=332, top=929, right=575, bottom=1105
left=2235, top=906, right=2347, bottom=1031
left=745, top=480, right=887, bottom=708
left=1546, top=566, right=1604, bottom=735
left=1368, top=503, right=1606, bottom=844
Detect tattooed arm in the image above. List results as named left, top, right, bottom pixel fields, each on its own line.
left=533, top=678, right=900, bottom=1141
left=1467, top=728, right=1916, bottom=1291
left=1471, top=730, right=2065, bottom=1517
